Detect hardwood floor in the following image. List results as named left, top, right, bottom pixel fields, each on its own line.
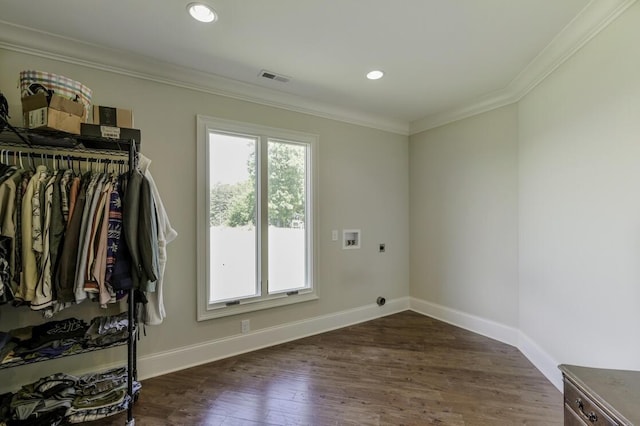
left=100, top=311, right=562, bottom=425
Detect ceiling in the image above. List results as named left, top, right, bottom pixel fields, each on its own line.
left=0, top=0, right=634, bottom=134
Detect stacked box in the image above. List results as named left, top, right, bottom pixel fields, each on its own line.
left=82, top=104, right=140, bottom=144
left=21, top=93, right=85, bottom=134
left=92, top=105, right=133, bottom=128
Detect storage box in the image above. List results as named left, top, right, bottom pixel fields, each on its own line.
left=22, top=92, right=85, bottom=134
left=26, top=108, right=82, bottom=135
left=22, top=92, right=85, bottom=117
left=80, top=123, right=141, bottom=149
left=92, top=105, right=133, bottom=128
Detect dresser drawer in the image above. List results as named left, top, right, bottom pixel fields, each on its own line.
left=564, top=378, right=618, bottom=426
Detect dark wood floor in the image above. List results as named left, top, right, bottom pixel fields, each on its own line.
left=100, top=311, right=562, bottom=425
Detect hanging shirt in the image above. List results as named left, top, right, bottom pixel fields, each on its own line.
left=138, top=154, right=177, bottom=325
left=31, top=172, right=56, bottom=313
left=13, top=170, right=33, bottom=297
left=0, top=169, right=22, bottom=298
left=104, top=179, right=123, bottom=291
left=18, top=165, right=48, bottom=303
left=49, top=171, right=67, bottom=287
left=74, top=173, right=104, bottom=304
left=56, top=172, right=90, bottom=304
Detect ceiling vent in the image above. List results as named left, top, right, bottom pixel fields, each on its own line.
left=259, top=70, right=290, bottom=83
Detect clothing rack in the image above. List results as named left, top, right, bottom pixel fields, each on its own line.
left=0, top=124, right=140, bottom=426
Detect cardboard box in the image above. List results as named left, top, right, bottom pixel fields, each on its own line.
left=92, top=105, right=133, bottom=128
left=26, top=108, right=82, bottom=134
left=22, top=92, right=85, bottom=134
left=22, top=92, right=85, bottom=117
left=80, top=123, right=141, bottom=149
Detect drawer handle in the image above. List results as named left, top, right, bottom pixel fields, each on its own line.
left=576, top=398, right=599, bottom=423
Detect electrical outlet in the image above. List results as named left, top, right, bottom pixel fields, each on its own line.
left=241, top=319, right=250, bottom=334
left=379, top=243, right=386, bottom=253
left=331, top=230, right=338, bottom=241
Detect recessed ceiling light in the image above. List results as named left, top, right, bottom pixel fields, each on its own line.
left=366, top=70, right=384, bottom=80
left=187, top=2, right=217, bottom=23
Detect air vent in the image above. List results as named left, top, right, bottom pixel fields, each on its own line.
left=259, top=70, right=291, bottom=83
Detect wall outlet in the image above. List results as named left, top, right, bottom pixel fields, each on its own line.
left=331, top=230, right=338, bottom=241
left=379, top=243, right=386, bottom=253
left=241, top=319, right=250, bottom=334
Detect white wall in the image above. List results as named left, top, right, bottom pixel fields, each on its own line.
left=408, top=1, right=640, bottom=388
left=0, top=49, right=409, bottom=391
left=518, top=2, right=640, bottom=371
left=409, top=105, right=519, bottom=330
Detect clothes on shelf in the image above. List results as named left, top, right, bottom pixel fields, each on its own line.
left=0, top=314, right=129, bottom=366
left=0, top=152, right=176, bottom=325
left=0, top=366, right=139, bottom=425
left=85, top=312, right=128, bottom=347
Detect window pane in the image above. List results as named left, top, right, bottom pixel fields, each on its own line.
left=267, top=140, right=308, bottom=293
left=209, top=132, right=258, bottom=303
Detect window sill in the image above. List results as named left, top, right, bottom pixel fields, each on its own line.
left=197, top=292, right=318, bottom=321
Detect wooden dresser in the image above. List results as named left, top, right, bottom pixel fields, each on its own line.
left=559, top=364, right=640, bottom=425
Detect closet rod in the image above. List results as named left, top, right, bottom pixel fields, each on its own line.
left=0, top=139, right=131, bottom=158
left=0, top=151, right=127, bottom=164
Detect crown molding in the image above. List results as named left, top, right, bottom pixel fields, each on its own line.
left=1, top=0, right=634, bottom=139
left=409, top=0, right=637, bottom=135
left=0, top=20, right=410, bottom=136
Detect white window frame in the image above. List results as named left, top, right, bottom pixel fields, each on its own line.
left=196, top=115, right=319, bottom=321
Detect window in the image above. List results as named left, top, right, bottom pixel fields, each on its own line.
left=197, top=116, right=318, bottom=320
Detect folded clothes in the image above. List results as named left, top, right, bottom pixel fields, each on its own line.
left=66, top=397, right=129, bottom=424
left=10, top=373, right=77, bottom=420
left=1, top=367, right=138, bottom=424
left=19, top=341, right=75, bottom=361
left=85, top=313, right=128, bottom=347
left=71, top=387, right=126, bottom=411
left=66, top=379, right=140, bottom=424
left=76, top=366, right=128, bottom=396
left=27, top=318, right=87, bottom=349
left=2, top=313, right=133, bottom=365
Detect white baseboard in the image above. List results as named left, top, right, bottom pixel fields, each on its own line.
left=138, top=296, right=410, bottom=381
left=518, top=331, right=562, bottom=391
left=409, top=297, right=562, bottom=391
left=409, top=297, right=519, bottom=346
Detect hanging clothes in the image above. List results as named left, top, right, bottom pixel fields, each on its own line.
left=31, top=171, right=56, bottom=314
left=137, top=153, right=177, bottom=326
left=56, top=172, right=90, bottom=304
left=0, top=150, right=175, bottom=325
left=17, top=165, right=47, bottom=303
left=0, top=168, right=21, bottom=303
